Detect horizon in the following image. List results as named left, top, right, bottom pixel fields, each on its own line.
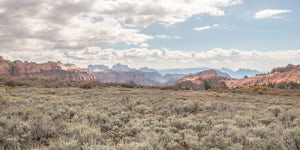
left=1, top=54, right=294, bottom=73
left=0, top=0, right=299, bottom=72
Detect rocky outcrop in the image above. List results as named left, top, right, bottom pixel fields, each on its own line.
left=93, top=70, right=166, bottom=86
left=89, top=63, right=184, bottom=86
left=176, top=64, right=300, bottom=90
left=0, top=56, right=95, bottom=81
left=112, top=63, right=133, bottom=72
left=271, top=64, right=300, bottom=73
left=176, top=70, right=230, bottom=90
left=219, top=68, right=260, bottom=79
left=159, top=67, right=260, bottom=78
left=87, top=65, right=110, bottom=72
left=56, top=61, right=80, bottom=71
left=225, top=64, right=300, bottom=88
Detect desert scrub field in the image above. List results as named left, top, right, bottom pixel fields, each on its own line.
left=0, top=86, right=300, bottom=150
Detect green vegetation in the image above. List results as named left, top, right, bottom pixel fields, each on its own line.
left=203, top=80, right=211, bottom=90
left=271, top=82, right=300, bottom=90
left=0, top=86, right=299, bottom=149
left=231, top=85, right=300, bottom=96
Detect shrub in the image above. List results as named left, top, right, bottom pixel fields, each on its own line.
left=4, top=85, right=13, bottom=92
left=49, top=139, right=80, bottom=150
left=79, top=82, right=93, bottom=89
left=204, top=80, right=211, bottom=90
left=235, top=116, right=253, bottom=128
left=267, top=106, right=282, bottom=117
left=5, top=80, right=16, bottom=87
left=120, top=82, right=137, bottom=88
left=0, top=85, right=299, bottom=149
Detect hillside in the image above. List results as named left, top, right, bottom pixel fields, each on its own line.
left=93, top=70, right=167, bottom=86
left=225, top=64, right=300, bottom=88
left=89, top=64, right=183, bottom=86
left=0, top=56, right=95, bottom=81
left=159, top=67, right=260, bottom=78
left=176, top=70, right=230, bottom=90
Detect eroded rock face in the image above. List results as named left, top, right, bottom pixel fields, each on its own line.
left=225, top=64, right=300, bottom=88
left=271, top=64, right=300, bottom=73
left=176, top=70, right=230, bottom=90
left=0, top=56, right=95, bottom=81
left=94, top=70, right=167, bottom=86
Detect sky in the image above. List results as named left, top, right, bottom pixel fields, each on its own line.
left=0, top=0, right=299, bottom=72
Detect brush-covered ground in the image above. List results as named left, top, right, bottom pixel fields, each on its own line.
left=0, top=86, right=300, bottom=150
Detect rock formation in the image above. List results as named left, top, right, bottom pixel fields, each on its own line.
left=176, top=70, right=230, bottom=90
left=0, top=56, right=95, bottom=81
left=88, top=63, right=183, bottom=86
left=225, top=64, right=300, bottom=88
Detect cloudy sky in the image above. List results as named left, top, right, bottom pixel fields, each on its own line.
left=0, top=0, right=299, bottom=71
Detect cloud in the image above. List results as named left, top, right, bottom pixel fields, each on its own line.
left=0, top=0, right=242, bottom=52
left=194, top=26, right=211, bottom=31
left=194, top=24, right=220, bottom=31
left=254, top=9, right=291, bottom=19
left=212, top=24, right=220, bottom=27
left=154, top=35, right=181, bottom=39
left=94, top=0, right=243, bottom=26
left=1, top=48, right=299, bottom=72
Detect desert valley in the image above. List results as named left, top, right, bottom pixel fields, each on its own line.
left=1, top=0, right=300, bottom=149
left=0, top=56, right=300, bottom=149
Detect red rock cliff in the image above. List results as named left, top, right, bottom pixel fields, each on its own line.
left=0, top=56, right=95, bottom=81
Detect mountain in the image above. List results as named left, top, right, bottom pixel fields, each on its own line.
left=87, top=65, right=109, bottom=72
left=219, top=68, right=260, bottom=79
left=159, top=67, right=210, bottom=75
left=88, top=63, right=183, bottom=86
left=175, top=64, right=300, bottom=90
left=164, top=74, right=187, bottom=85
left=271, top=64, right=300, bottom=73
left=93, top=70, right=167, bottom=86
left=176, top=70, right=230, bottom=90
left=56, top=61, right=81, bottom=71
left=225, top=64, right=300, bottom=88
left=0, top=56, right=95, bottom=81
left=112, top=63, right=133, bottom=72
left=159, top=67, right=260, bottom=79
left=87, top=63, right=260, bottom=85
left=138, top=67, right=158, bottom=73
left=2, top=57, right=297, bottom=88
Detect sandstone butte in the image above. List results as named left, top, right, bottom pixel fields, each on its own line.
left=177, top=65, right=300, bottom=89
left=0, top=56, right=95, bottom=81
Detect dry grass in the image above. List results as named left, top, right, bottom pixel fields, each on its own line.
left=230, top=86, right=300, bottom=96
left=0, top=86, right=299, bottom=149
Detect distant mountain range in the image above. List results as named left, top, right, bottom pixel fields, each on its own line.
left=219, top=68, right=261, bottom=79
left=159, top=67, right=260, bottom=79
left=225, top=64, right=300, bottom=88
left=88, top=64, right=178, bottom=86
left=1, top=56, right=298, bottom=89
left=176, top=64, right=300, bottom=90
left=87, top=63, right=261, bottom=86
left=88, top=64, right=261, bottom=78
left=88, top=64, right=159, bottom=73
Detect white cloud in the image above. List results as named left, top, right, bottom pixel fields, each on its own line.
left=0, top=1, right=297, bottom=72
left=0, top=0, right=242, bottom=52
left=194, top=24, right=220, bottom=31
left=194, top=26, right=211, bottom=31
left=254, top=9, right=291, bottom=19
left=212, top=24, right=220, bottom=27
left=1, top=48, right=299, bottom=72
left=154, top=35, right=181, bottom=39
left=94, top=0, right=243, bottom=26
left=155, top=35, right=172, bottom=39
